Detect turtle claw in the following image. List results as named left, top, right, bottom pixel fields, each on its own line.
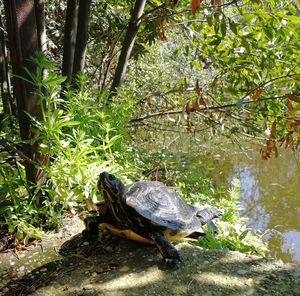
left=82, top=229, right=98, bottom=241
left=164, top=256, right=182, bottom=269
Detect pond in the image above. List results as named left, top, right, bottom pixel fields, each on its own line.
left=210, top=144, right=300, bottom=264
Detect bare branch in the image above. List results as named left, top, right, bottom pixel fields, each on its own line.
left=0, top=138, right=36, bottom=165
left=130, top=95, right=289, bottom=123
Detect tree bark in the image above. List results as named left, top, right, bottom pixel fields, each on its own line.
left=109, top=0, right=147, bottom=97
left=72, top=0, right=91, bottom=83
left=3, top=0, right=44, bottom=185
left=34, top=0, right=48, bottom=83
left=0, top=11, right=14, bottom=115
left=34, top=0, right=47, bottom=53
left=62, top=0, right=79, bottom=83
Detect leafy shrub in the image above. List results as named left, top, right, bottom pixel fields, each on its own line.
left=197, top=179, right=270, bottom=257
left=0, top=58, right=140, bottom=243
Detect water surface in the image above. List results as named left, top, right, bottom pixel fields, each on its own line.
left=210, top=145, right=300, bottom=264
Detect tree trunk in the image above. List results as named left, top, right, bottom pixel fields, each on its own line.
left=109, top=0, right=147, bottom=97
left=34, top=0, right=47, bottom=53
left=34, top=0, right=48, bottom=82
left=72, top=0, right=91, bottom=83
left=62, top=0, right=79, bottom=83
left=3, top=0, right=44, bottom=185
left=0, top=11, right=14, bottom=115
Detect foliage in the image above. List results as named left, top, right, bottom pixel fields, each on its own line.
left=198, top=179, right=269, bottom=256
left=138, top=149, right=269, bottom=256
left=0, top=57, right=141, bottom=242
left=126, top=0, right=300, bottom=158
left=1, top=0, right=292, bottom=257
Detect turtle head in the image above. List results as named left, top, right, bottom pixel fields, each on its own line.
left=98, top=172, right=125, bottom=202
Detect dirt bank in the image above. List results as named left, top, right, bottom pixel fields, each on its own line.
left=0, top=218, right=299, bottom=296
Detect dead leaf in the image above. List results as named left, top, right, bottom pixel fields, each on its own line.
left=285, top=94, right=300, bottom=103
left=195, top=80, right=201, bottom=96
left=50, top=271, right=59, bottom=277
left=89, top=277, right=98, bottom=284
left=146, top=96, right=152, bottom=107
left=266, top=139, right=276, bottom=151
left=280, top=135, right=294, bottom=149
left=158, top=31, right=167, bottom=41
left=191, top=0, right=202, bottom=15
left=260, top=147, right=270, bottom=160
left=286, top=119, right=300, bottom=132
left=185, top=102, right=190, bottom=115
left=287, top=99, right=294, bottom=111
left=212, top=0, right=224, bottom=6
left=260, top=121, right=277, bottom=159
left=270, top=121, right=276, bottom=139
left=158, top=18, right=167, bottom=41
left=252, top=89, right=263, bottom=101
left=192, top=100, right=201, bottom=111
left=199, top=96, right=207, bottom=107
left=187, top=121, right=192, bottom=132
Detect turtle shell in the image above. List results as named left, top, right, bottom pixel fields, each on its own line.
left=124, top=181, right=202, bottom=232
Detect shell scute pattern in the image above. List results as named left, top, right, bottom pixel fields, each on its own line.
left=124, top=181, right=200, bottom=232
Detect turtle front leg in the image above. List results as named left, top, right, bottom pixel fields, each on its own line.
left=83, top=215, right=106, bottom=240
left=82, top=203, right=112, bottom=241
left=149, top=231, right=182, bottom=268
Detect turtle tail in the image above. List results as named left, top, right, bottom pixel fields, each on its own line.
left=196, top=207, right=222, bottom=225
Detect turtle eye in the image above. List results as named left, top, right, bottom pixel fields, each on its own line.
left=108, top=174, right=116, bottom=181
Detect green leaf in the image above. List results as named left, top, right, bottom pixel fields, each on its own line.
left=206, top=15, right=213, bottom=27
left=221, top=18, right=227, bottom=37
left=239, top=229, right=249, bottom=241
left=44, top=74, right=66, bottom=85
left=192, top=60, right=202, bottom=70
left=264, top=27, right=273, bottom=40
left=214, top=18, right=220, bottom=35
left=229, top=19, right=238, bottom=35
left=236, top=99, right=244, bottom=109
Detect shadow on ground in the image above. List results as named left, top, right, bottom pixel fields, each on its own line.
left=1, top=230, right=299, bottom=296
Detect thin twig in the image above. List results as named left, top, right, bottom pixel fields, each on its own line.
left=0, top=138, right=36, bottom=165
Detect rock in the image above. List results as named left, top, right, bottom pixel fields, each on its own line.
left=257, top=285, right=268, bottom=292
left=246, top=288, right=255, bottom=295
left=246, top=278, right=253, bottom=286
left=237, top=269, right=247, bottom=275
left=119, top=266, right=130, bottom=272
left=17, top=266, right=26, bottom=277
left=82, top=284, right=94, bottom=290
left=105, top=246, right=113, bottom=252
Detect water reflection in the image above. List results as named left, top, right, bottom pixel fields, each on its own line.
left=211, top=146, right=300, bottom=264
left=282, top=231, right=300, bottom=263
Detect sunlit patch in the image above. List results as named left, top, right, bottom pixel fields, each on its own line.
left=194, top=272, right=251, bottom=289
left=102, top=268, right=164, bottom=291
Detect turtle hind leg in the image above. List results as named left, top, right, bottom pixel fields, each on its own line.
left=188, top=221, right=219, bottom=239
left=149, top=231, right=182, bottom=268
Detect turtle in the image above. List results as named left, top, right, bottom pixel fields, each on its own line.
left=83, top=171, right=222, bottom=267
